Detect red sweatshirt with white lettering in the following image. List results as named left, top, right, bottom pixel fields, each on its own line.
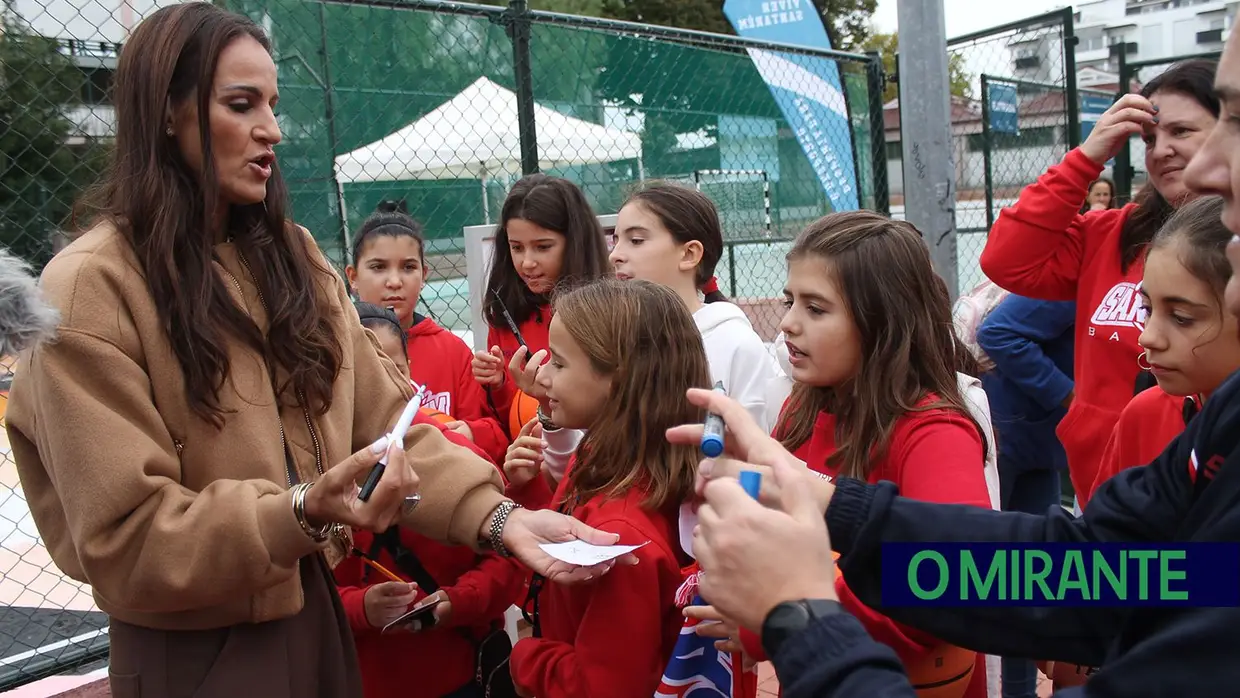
left=980, top=147, right=1145, bottom=498
left=406, top=315, right=508, bottom=464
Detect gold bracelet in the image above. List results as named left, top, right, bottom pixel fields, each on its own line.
left=292, top=483, right=330, bottom=543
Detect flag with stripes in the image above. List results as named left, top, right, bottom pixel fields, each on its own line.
left=655, top=568, right=757, bottom=698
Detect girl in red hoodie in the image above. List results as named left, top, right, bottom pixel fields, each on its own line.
left=980, top=59, right=1218, bottom=501
left=1084, top=196, right=1240, bottom=507
left=346, top=203, right=508, bottom=463
left=701, top=212, right=993, bottom=698
left=470, top=175, right=611, bottom=438
left=337, top=301, right=525, bottom=698
left=504, top=278, right=705, bottom=698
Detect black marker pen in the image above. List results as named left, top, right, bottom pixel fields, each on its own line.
left=492, top=288, right=528, bottom=349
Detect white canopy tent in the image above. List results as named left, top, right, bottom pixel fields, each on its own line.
left=334, top=76, right=643, bottom=226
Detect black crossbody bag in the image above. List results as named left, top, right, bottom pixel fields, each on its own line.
left=368, top=527, right=518, bottom=698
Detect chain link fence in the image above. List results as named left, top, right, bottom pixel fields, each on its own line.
left=208, top=0, right=887, bottom=342
left=0, top=0, right=885, bottom=688
left=1, top=1, right=132, bottom=690
left=886, top=9, right=1077, bottom=295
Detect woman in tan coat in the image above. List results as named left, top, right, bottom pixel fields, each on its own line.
left=5, top=4, right=623, bottom=696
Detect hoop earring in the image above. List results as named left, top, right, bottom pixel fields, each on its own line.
left=1137, top=352, right=1153, bottom=371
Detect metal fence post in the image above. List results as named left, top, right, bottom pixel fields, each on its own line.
left=896, top=0, right=958, bottom=299
left=505, top=0, right=538, bottom=175
left=316, top=1, right=349, bottom=256
left=866, top=50, right=890, bottom=216
left=1062, top=7, right=1080, bottom=150
left=980, top=75, right=995, bottom=231
left=1114, top=48, right=1133, bottom=203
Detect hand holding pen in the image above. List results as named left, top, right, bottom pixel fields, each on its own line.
left=301, top=390, right=425, bottom=535
left=301, top=433, right=421, bottom=535
left=359, top=387, right=426, bottom=502
left=472, top=290, right=530, bottom=388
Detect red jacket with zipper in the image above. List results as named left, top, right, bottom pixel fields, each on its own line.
left=334, top=413, right=524, bottom=698
left=406, top=314, right=508, bottom=464
left=980, top=147, right=1146, bottom=499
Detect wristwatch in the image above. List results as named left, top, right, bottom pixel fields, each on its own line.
left=761, top=598, right=844, bottom=659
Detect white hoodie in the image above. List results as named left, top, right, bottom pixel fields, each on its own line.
left=694, top=301, right=782, bottom=434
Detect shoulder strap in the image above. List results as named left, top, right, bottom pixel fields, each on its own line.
left=374, top=526, right=440, bottom=594
left=522, top=574, right=545, bottom=639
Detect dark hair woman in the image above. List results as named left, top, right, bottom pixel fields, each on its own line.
left=979, top=58, right=1219, bottom=507
left=5, top=4, right=625, bottom=696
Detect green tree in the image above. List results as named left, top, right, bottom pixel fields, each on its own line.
left=486, top=0, right=878, bottom=49
left=598, top=0, right=731, bottom=34
left=815, top=0, right=878, bottom=52
left=861, top=31, right=973, bottom=102
left=0, top=19, right=103, bottom=265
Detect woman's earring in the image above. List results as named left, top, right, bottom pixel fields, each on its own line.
left=166, top=126, right=174, bottom=136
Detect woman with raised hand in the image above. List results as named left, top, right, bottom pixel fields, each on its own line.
left=980, top=60, right=1219, bottom=503
left=5, top=5, right=626, bottom=696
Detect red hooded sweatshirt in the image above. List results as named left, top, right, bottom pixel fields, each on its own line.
left=508, top=464, right=688, bottom=698
left=484, top=303, right=552, bottom=428
left=1084, top=386, right=1194, bottom=508
left=740, top=399, right=993, bottom=698
left=406, top=314, right=508, bottom=464
left=980, top=147, right=1146, bottom=499
left=334, top=413, right=525, bottom=698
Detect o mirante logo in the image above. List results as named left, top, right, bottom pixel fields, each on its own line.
left=880, top=543, right=1240, bottom=607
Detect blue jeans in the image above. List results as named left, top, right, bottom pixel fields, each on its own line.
left=998, top=467, right=1062, bottom=698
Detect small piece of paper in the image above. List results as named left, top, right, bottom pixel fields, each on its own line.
left=539, top=540, right=649, bottom=566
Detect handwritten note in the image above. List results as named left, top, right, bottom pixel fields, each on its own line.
left=539, top=540, right=649, bottom=566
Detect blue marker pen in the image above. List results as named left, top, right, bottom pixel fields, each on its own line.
left=738, top=470, right=762, bottom=500
left=700, top=381, right=726, bottom=458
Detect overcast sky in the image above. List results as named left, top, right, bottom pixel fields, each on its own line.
left=872, top=0, right=1072, bottom=38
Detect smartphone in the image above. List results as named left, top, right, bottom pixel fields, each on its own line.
left=382, top=597, right=442, bottom=634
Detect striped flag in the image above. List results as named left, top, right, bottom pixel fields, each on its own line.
left=656, top=567, right=758, bottom=698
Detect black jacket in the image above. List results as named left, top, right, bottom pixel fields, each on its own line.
left=773, top=369, right=1240, bottom=697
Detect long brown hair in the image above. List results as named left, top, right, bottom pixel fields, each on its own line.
left=77, top=2, right=341, bottom=425
left=777, top=211, right=986, bottom=480
left=554, top=278, right=709, bottom=510
left=483, top=174, right=611, bottom=328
